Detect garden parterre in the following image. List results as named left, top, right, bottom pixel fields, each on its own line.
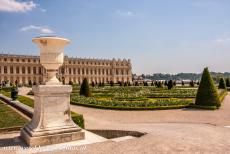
left=71, top=86, right=196, bottom=109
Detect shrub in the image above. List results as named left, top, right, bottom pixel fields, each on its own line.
left=164, top=81, right=168, bottom=87
left=71, top=112, right=85, bottom=129
left=110, top=81, right=114, bottom=86
left=218, top=78, right=227, bottom=90
left=156, top=81, right=163, bottom=88
left=91, top=81, right=95, bottom=87
left=189, top=80, right=194, bottom=87
left=151, top=81, right=154, bottom=86
left=225, top=78, right=230, bottom=87
left=11, top=86, right=18, bottom=100
left=181, top=81, right=185, bottom=86
left=173, top=81, right=176, bottom=86
left=167, top=80, right=173, bottom=90
left=69, top=81, right=73, bottom=85
left=195, top=67, right=220, bottom=107
left=80, top=78, right=91, bottom=97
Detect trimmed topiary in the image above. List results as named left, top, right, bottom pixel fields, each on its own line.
left=218, top=78, right=227, bottom=90
left=80, top=78, right=91, bottom=97
left=167, top=80, right=173, bottom=90
left=189, top=80, right=194, bottom=87
left=195, top=67, right=220, bottom=107
left=225, top=78, right=230, bottom=87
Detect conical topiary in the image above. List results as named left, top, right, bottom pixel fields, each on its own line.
left=218, top=78, right=227, bottom=90
left=80, top=78, right=91, bottom=97
left=195, top=67, right=220, bottom=107
left=226, top=78, right=230, bottom=87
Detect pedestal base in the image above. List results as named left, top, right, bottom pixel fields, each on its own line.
left=20, top=127, right=85, bottom=146
left=20, top=85, right=85, bottom=146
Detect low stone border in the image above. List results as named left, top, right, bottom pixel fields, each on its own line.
left=0, top=126, right=22, bottom=133
left=0, top=94, right=33, bottom=118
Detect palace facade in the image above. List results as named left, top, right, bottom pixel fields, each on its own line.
left=0, top=54, right=132, bottom=85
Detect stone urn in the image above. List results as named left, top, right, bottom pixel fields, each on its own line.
left=20, top=36, right=85, bottom=146
left=32, top=36, right=70, bottom=85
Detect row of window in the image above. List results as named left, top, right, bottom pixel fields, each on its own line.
left=0, top=66, right=130, bottom=76
left=0, top=66, right=42, bottom=74
left=0, top=58, right=39, bottom=63
left=67, top=61, right=129, bottom=66
left=60, top=68, right=129, bottom=75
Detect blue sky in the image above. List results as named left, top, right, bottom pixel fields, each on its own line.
left=0, top=0, right=230, bottom=74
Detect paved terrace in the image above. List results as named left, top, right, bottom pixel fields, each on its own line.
left=0, top=87, right=230, bottom=153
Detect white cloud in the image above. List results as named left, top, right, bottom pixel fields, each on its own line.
left=115, top=10, right=134, bottom=17
left=214, top=38, right=230, bottom=44
left=20, top=25, right=54, bottom=34
left=0, top=0, right=36, bottom=13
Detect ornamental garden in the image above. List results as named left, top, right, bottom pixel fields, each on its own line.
left=0, top=67, right=228, bottom=131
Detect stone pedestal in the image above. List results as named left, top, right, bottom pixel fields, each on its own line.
left=20, top=85, right=85, bottom=146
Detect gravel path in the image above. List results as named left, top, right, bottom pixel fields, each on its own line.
left=15, top=87, right=230, bottom=153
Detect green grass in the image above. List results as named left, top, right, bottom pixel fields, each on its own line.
left=0, top=90, right=84, bottom=128
left=0, top=101, right=28, bottom=128
left=17, top=95, right=34, bottom=108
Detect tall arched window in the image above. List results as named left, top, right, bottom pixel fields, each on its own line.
left=4, top=66, right=7, bottom=74
left=10, top=66, right=13, bottom=74
left=22, top=67, right=25, bottom=74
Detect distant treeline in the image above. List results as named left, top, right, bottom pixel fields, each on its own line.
left=143, top=72, right=230, bottom=81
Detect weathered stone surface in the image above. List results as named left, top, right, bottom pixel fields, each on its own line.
left=20, top=85, right=85, bottom=146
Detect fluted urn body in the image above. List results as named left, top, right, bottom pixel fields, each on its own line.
left=32, top=36, right=70, bottom=85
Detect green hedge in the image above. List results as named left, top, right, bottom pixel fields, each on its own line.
left=71, top=102, right=188, bottom=110
left=1, top=87, right=12, bottom=92
left=187, top=104, right=217, bottom=110
left=219, top=90, right=228, bottom=102
left=71, top=112, right=85, bottom=129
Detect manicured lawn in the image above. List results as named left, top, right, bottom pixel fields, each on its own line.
left=0, top=90, right=84, bottom=128
left=0, top=101, right=28, bottom=128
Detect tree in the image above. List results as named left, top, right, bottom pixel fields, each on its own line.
left=195, top=67, right=220, bottom=107
left=173, top=81, right=176, bottom=86
left=91, top=81, right=95, bottom=87
left=80, top=78, right=91, bottom=97
left=181, top=81, right=185, bottom=86
left=225, top=78, right=230, bottom=87
left=156, top=81, right=163, bottom=88
left=218, top=78, right=227, bottom=90
left=151, top=81, right=154, bottom=86
left=110, top=81, right=114, bottom=86
left=167, top=80, right=173, bottom=90
left=189, top=80, right=194, bottom=87
left=29, top=80, right=32, bottom=86
left=164, top=81, right=168, bottom=87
